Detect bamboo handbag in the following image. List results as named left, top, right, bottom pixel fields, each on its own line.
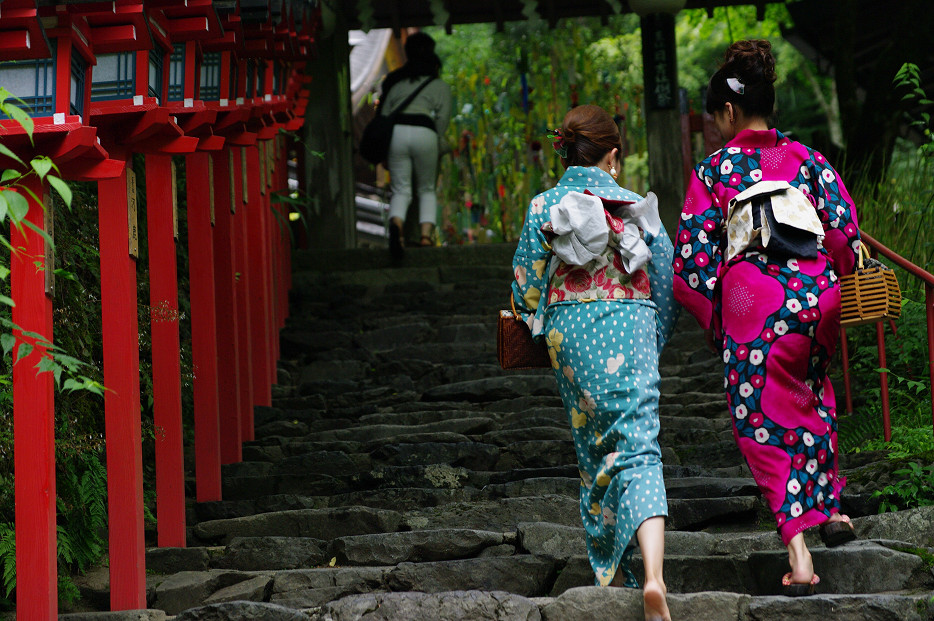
left=497, top=297, right=551, bottom=369
left=839, top=242, right=902, bottom=327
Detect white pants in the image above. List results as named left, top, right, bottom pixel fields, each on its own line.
left=388, top=124, right=439, bottom=225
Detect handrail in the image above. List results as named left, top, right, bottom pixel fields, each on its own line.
left=839, top=231, right=934, bottom=442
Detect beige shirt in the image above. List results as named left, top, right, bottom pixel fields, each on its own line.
left=380, top=77, right=452, bottom=136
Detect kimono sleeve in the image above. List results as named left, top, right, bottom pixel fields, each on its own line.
left=810, top=153, right=860, bottom=276
left=672, top=164, right=724, bottom=331
left=511, top=193, right=553, bottom=339
left=645, top=223, right=680, bottom=351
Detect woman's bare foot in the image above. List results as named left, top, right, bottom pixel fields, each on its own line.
left=787, top=535, right=814, bottom=584
left=643, top=578, right=670, bottom=621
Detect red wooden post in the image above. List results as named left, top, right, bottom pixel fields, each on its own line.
left=211, top=149, right=243, bottom=466
left=145, top=154, right=187, bottom=548
left=232, top=147, right=255, bottom=439
left=12, top=179, right=57, bottom=618
left=98, top=162, right=147, bottom=609
left=187, top=151, right=223, bottom=500
left=245, top=145, right=272, bottom=407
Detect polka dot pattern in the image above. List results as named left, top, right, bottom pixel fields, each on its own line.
left=545, top=301, right=668, bottom=587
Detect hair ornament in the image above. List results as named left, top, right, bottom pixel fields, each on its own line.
left=548, top=129, right=568, bottom=158
left=726, top=77, right=745, bottom=95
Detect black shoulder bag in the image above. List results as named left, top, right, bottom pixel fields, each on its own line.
left=359, top=77, right=434, bottom=165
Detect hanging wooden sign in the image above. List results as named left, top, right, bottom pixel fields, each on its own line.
left=641, top=12, right=678, bottom=111
left=229, top=149, right=236, bottom=214
left=171, top=159, right=179, bottom=240
left=44, top=192, right=54, bottom=298
left=127, top=168, right=139, bottom=259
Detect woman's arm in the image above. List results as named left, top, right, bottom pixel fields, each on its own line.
left=672, top=165, right=724, bottom=332
left=511, top=194, right=553, bottom=337
left=645, top=223, right=679, bottom=351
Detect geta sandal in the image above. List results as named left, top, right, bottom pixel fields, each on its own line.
left=781, top=572, right=819, bottom=597
left=819, top=516, right=856, bottom=547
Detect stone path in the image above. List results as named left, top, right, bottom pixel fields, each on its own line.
left=65, top=243, right=934, bottom=620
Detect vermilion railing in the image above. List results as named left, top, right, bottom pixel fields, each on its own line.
left=838, top=230, right=934, bottom=442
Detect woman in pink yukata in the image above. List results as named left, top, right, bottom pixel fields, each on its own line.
left=673, top=40, right=859, bottom=596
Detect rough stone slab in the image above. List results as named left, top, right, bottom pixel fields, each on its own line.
left=747, top=541, right=933, bottom=595
left=368, top=441, right=499, bottom=470
left=481, top=427, right=572, bottom=446
left=213, top=537, right=329, bottom=571
left=421, top=376, right=557, bottom=403
left=193, top=507, right=403, bottom=545
left=309, top=590, right=543, bottom=621
left=493, top=440, right=575, bottom=471
left=667, top=496, right=761, bottom=530
left=59, top=611, right=167, bottom=621
left=311, top=417, right=495, bottom=442
left=540, top=586, right=750, bottom=621
left=330, top=529, right=506, bottom=565
left=517, top=523, right=586, bottom=559
left=202, top=575, right=273, bottom=604
left=663, top=477, right=759, bottom=500
left=271, top=567, right=390, bottom=595
left=744, top=593, right=934, bottom=620
left=146, top=546, right=216, bottom=574
left=174, top=601, right=310, bottom=620
left=385, top=555, right=557, bottom=597
left=482, top=478, right=578, bottom=500
left=150, top=570, right=256, bottom=615
left=403, top=496, right=579, bottom=531
left=853, top=505, right=934, bottom=547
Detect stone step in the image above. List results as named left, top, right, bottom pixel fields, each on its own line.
left=150, top=539, right=933, bottom=616
left=156, top=588, right=934, bottom=621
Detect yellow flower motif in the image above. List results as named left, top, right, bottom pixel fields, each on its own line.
left=548, top=348, right=559, bottom=370
left=570, top=408, right=587, bottom=429
left=595, top=471, right=611, bottom=487
left=532, top=258, right=547, bottom=279
left=562, top=365, right=574, bottom=381
left=523, top=286, right=541, bottom=311
left=546, top=328, right=563, bottom=352
left=589, top=502, right=601, bottom=515
left=596, top=565, right=614, bottom=587
left=594, top=432, right=603, bottom=446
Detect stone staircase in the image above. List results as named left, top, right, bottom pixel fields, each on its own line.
left=65, top=243, right=934, bottom=620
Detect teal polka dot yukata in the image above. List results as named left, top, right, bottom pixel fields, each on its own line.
left=511, top=166, right=679, bottom=587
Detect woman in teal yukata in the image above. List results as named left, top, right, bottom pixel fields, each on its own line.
left=511, top=104, right=678, bottom=621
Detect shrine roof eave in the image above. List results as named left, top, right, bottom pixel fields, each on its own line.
left=341, top=0, right=783, bottom=30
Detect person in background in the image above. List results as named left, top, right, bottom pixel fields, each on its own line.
left=511, top=103, right=679, bottom=621
left=673, top=39, right=860, bottom=596
left=380, top=31, right=452, bottom=258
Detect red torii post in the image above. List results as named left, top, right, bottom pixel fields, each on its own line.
left=150, top=0, right=227, bottom=509
left=202, top=6, right=249, bottom=468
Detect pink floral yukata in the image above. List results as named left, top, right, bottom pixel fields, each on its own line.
left=673, top=128, right=860, bottom=545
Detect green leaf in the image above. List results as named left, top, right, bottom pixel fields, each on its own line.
left=0, top=294, right=14, bottom=308
left=14, top=342, right=33, bottom=363
left=47, top=175, right=72, bottom=208
left=0, top=334, right=15, bottom=356
left=4, top=189, right=28, bottom=223
left=0, top=169, right=20, bottom=184
left=30, top=157, right=52, bottom=181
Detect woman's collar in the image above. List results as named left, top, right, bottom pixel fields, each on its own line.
left=727, top=128, right=787, bottom=149
left=558, top=165, right=617, bottom=187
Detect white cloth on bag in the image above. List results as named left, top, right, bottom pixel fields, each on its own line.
left=388, top=124, right=439, bottom=225
left=549, top=190, right=661, bottom=273
left=549, top=192, right=609, bottom=266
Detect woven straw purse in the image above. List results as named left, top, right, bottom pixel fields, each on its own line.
left=839, top=242, right=902, bottom=327
left=497, top=297, right=550, bottom=369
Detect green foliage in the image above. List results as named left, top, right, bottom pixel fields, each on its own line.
left=871, top=462, right=934, bottom=513
left=427, top=8, right=830, bottom=244
left=894, top=62, right=934, bottom=158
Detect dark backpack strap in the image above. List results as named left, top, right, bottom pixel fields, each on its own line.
left=385, top=78, right=434, bottom=118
